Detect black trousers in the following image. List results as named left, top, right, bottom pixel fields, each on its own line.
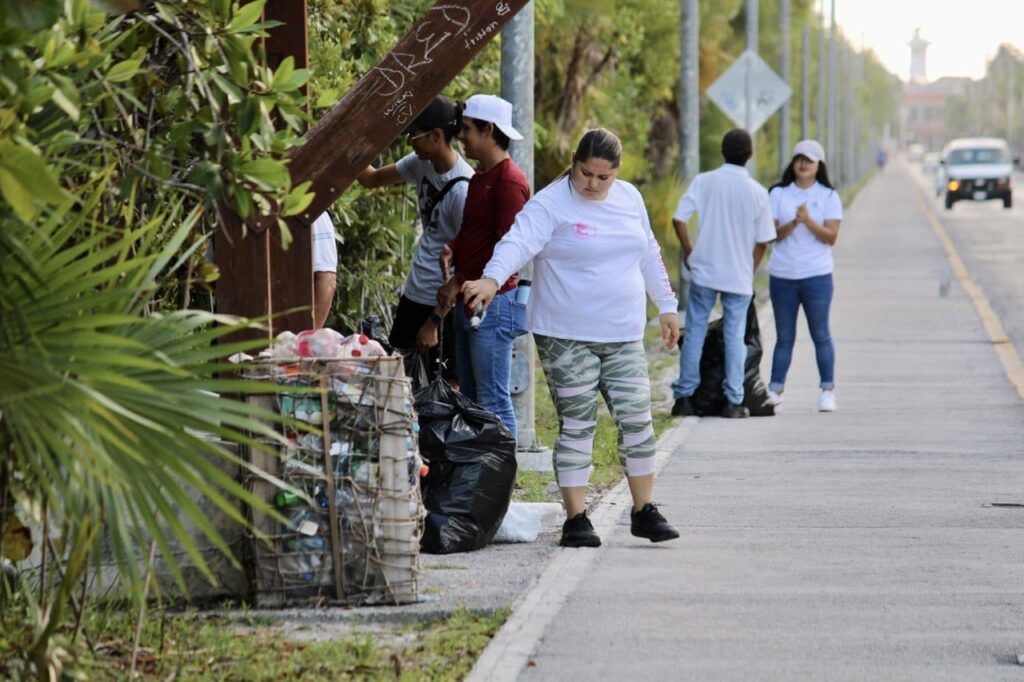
left=388, top=295, right=458, bottom=385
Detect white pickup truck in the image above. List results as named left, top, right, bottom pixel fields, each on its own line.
left=939, top=137, right=1017, bottom=210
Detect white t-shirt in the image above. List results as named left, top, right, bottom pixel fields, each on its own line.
left=311, top=212, right=337, bottom=273
left=396, top=152, right=474, bottom=306
left=768, top=182, right=843, bottom=280
left=673, top=164, right=776, bottom=295
left=483, top=177, right=678, bottom=343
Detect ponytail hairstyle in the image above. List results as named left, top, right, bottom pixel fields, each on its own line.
left=444, top=100, right=465, bottom=144
left=558, top=128, right=623, bottom=188
left=771, top=156, right=835, bottom=191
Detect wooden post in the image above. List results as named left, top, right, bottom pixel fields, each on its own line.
left=216, top=0, right=529, bottom=339
left=286, top=0, right=530, bottom=221
left=215, top=0, right=313, bottom=339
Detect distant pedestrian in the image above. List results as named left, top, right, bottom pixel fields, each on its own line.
left=356, top=95, right=472, bottom=387
left=434, top=94, right=531, bottom=438
left=462, top=128, right=681, bottom=548
left=671, top=129, right=776, bottom=419
left=766, top=140, right=843, bottom=412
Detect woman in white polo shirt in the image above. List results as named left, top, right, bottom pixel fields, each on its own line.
left=767, top=140, right=843, bottom=412
left=461, top=128, right=681, bottom=549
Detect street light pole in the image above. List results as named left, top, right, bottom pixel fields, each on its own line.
left=679, top=0, right=699, bottom=182
left=801, top=22, right=810, bottom=141
left=779, top=0, right=791, bottom=171
left=816, top=0, right=826, bottom=141
left=827, top=0, right=838, bottom=184
left=746, top=0, right=758, bottom=174
left=501, top=2, right=544, bottom=459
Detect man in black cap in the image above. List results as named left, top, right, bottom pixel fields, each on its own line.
left=357, top=95, right=473, bottom=387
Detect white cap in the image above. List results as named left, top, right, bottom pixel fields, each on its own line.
left=462, top=94, right=523, bottom=141
left=792, top=139, right=826, bottom=163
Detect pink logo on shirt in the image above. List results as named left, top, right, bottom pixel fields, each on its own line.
left=573, top=222, right=596, bottom=239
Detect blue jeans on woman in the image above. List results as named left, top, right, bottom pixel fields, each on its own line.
left=453, top=290, right=527, bottom=439
left=672, top=282, right=752, bottom=406
left=769, top=273, right=835, bottom=392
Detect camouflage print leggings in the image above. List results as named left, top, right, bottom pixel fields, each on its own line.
left=535, top=335, right=656, bottom=488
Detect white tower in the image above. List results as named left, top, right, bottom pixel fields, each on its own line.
left=908, top=28, right=929, bottom=84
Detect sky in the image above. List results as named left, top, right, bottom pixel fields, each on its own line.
left=826, top=0, right=1024, bottom=82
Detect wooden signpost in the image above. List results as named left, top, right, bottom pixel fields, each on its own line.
left=215, top=0, right=529, bottom=338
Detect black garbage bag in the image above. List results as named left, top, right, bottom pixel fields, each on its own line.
left=680, top=302, right=775, bottom=417
left=742, top=304, right=775, bottom=417
left=413, top=378, right=518, bottom=554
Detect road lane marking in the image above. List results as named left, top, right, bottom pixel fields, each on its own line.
left=914, top=187, right=1024, bottom=401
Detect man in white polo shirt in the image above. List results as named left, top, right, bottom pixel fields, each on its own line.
left=311, top=211, right=338, bottom=328
left=671, top=129, right=776, bottom=418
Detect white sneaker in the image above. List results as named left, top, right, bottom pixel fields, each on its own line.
left=767, top=390, right=783, bottom=413
left=818, top=390, right=837, bottom=412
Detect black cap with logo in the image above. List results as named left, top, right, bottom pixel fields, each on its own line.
left=404, top=95, right=460, bottom=136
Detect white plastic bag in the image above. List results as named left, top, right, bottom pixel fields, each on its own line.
left=492, top=502, right=563, bottom=543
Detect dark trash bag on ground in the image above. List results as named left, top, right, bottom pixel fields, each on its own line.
left=414, top=378, right=518, bottom=554
left=680, top=302, right=775, bottom=417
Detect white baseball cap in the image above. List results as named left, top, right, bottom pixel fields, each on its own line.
left=462, top=94, right=523, bottom=141
left=792, top=139, right=826, bottom=163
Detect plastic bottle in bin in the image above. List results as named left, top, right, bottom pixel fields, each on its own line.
left=274, top=489, right=303, bottom=508
left=282, top=535, right=326, bottom=589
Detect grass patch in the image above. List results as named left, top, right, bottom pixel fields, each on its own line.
left=3, top=602, right=508, bottom=681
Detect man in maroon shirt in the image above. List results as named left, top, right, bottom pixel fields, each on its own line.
left=428, top=94, right=530, bottom=438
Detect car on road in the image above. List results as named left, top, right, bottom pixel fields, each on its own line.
left=940, top=137, right=1016, bottom=210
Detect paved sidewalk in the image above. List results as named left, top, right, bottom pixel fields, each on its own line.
left=511, top=168, right=1024, bottom=680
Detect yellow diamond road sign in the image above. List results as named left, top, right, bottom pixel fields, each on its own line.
left=707, top=50, right=792, bottom=133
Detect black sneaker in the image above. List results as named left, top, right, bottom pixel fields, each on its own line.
left=630, top=503, right=680, bottom=543
left=671, top=396, right=696, bottom=417
left=559, top=512, right=601, bottom=548
left=721, top=402, right=749, bottom=418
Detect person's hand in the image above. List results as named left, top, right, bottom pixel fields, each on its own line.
left=660, top=312, right=680, bottom=350
left=462, top=277, right=499, bottom=312
left=437, top=277, right=458, bottom=311
left=439, top=244, right=453, bottom=279
left=795, top=202, right=810, bottom=224
left=682, top=246, right=692, bottom=269
left=416, top=318, right=439, bottom=353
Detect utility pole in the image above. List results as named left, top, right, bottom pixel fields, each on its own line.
left=1008, top=65, right=1017, bottom=148
left=827, top=0, right=838, bottom=184
left=501, top=2, right=544, bottom=459
left=746, top=0, right=758, bottom=174
left=801, top=22, right=810, bottom=141
left=817, top=0, right=826, bottom=141
left=779, top=0, right=791, bottom=170
left=843, top=44, right=855, bottom=184
left=679, top=0, right=699, bottom=181
left=678, top=0, right=699, bottom=320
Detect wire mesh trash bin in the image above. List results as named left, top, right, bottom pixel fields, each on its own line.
left=241, top=356, right=423, bottom=606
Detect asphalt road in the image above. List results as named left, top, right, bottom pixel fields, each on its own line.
left=910, top=164, right=1024, bottom=356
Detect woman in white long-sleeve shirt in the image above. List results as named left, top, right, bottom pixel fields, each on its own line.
left=462, top=129, right=681, bottom=548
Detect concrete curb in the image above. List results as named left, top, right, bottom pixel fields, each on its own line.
left=466, top=417, right=698, bottom=682
left=469, top=279, right=778, bottom=681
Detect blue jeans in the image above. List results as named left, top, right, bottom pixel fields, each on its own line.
left=672, top=282, right=752, bottom=406
left=453, top=290, right=526, bottom=438
left=769, top=273, right=835, bottom=391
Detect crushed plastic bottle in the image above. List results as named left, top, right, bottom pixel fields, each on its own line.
left=339, top=333, right=386, bottom=359
left=297, top=328, right=345, bottom=358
